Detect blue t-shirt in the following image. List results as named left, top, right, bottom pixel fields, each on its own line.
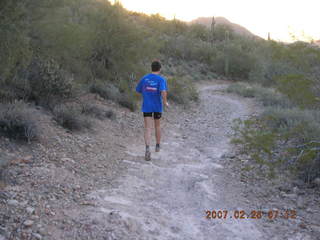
left=136, top=73, right=168, bottom=113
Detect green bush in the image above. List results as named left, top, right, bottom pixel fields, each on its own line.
left=90, top=81, right=137, bottom=111
left=261, top=107, right=320, bottom=139
left=233, top=107, right=320, bottom=183
left=167, top=76, right=199, bottom=105
left=254, top=87, right=291, bottom=108
left=118, top=93, right=137, bottom=112
left=0, top=1, right=31, bottom=81
left=0, top=88, right=17, bottom=103
left=226, top=83, right=291, bottom=107
left=276, top=74, right=318, bottom=109
left=28, top=59, right=73, bottom=106
left=0, top=101, right=38, bottom=142
left=81, top=103, right=116, bottom=120
left=226, top=82, right=255, bottom=98
left=89, top=82, right=120, bottom=101
left=53, top=104, right=91, bottom=131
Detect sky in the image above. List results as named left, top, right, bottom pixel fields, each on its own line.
left=118, top=0, right=320, bottom=42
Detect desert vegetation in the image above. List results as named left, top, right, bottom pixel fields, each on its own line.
left=1, top=0, right=320, bottom=183
left=227, top=41, right=320, bottom=183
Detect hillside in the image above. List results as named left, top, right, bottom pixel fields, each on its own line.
left=190, top=16, right=258, bottom=38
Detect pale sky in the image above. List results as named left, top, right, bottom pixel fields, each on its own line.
left=119, top=0, right=320, bottom=42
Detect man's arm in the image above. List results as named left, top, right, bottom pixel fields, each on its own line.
left=161, top=91, right=169, bottom=107
left=136, top=79, right=143, bottom=93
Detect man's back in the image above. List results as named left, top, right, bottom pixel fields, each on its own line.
left=136, top=73, right=167, bottom=113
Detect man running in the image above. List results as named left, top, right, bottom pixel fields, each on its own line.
left=136, top=60, right=169, bottom=161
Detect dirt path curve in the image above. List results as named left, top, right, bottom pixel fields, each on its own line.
left=88, top=82, right=268, bottom=240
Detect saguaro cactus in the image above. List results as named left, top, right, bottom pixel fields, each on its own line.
left=224, top=30, right=230, bottom=76
left=210, top=16, right=216, bottom=46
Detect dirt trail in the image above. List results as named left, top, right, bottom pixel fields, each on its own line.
left=85, top=82, right=273, bottom=240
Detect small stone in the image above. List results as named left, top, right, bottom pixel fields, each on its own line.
left=306, top=208, right=313, bottom=213
left=23, top=220, right=34, bottom=227
left=283, top=193, right=297, bottom=199
left=20, top=201, right=28, bottom=207
left=32, top=233, right=42, bottom=240
left=7, top=199, right=19, bottom=206
left=37, top=228, right=46, bottom=235
left=26, top=207, right=35, bottom=214
left=313, top=178, right=320, bottom=186
left=0, top=192, right=9, bottom=200
left=310, top=225, right=320, bottom=233
left=278, top=185, right=291, bottom=193
left=30, top=215, right=39, bottom=220
left=61, top=158, right=75, bottom=163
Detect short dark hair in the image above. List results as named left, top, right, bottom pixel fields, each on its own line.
left=151, top=61, right=161, bottom=72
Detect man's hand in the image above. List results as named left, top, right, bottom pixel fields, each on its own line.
left=165, top=102, right=170, bottom=108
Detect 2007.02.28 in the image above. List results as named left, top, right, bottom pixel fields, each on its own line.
left=205, top=210, right=297, bottom=220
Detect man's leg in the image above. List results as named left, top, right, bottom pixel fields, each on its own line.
left=154, top=113, right=162, bottom=152
left=144, top=115, right=153, bottom=160
left=155, top=119, right=161, bottom=145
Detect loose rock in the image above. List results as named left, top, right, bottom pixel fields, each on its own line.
left=32, top=233, right=42, bottom=240
left=26, top=207, right=35, bottom=214
left=7, top=199, right=19, bottom=206
left=23, top=220, right=34, bottom=227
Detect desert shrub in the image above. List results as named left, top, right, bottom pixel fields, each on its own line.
left=254, top=87, right=291, bottom=108
left=81, top=103, right=105, bottom=119
left=105, top=110, right=116, bottom=120
left=0, top=101, right=38, bottom=142
left=167, top=76, right=199, bottom=104
left=89, top=82, right=120, bottom=101
left=118, top=93, right=137, bottom=112
left=53, top=104, right=91, bottom=131
left=0, top=1, right=31, bottom=81
left=90, top=81, right=137, bottom=111
left=81, top=103, right=116, bottom=120
left=226, top=83, right=291, bottom=107
left=0, top=88, right=17, bottom=103
left=276, top=74, right=318, bottom=109
left=214, top=24, right=235, bottom=41
left=28, top=59, right=73, bottom=106
left=233, top=107, right=320, bottom=182
left=226, top=82, right=255, bottom=98
left=249, top=58, right=298, bottom=87
left=261, top=107, right=320, bottom=138
left=187, top=23, right=210, bottom=41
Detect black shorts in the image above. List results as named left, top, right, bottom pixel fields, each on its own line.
left=143, top=112, right=162, bottom=119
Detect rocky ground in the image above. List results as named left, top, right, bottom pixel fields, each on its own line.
left=0, top=80, right=319, bottom=240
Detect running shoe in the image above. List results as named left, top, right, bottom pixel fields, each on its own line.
left=155, top=144, right=160, bottom=152
left=145, top=150, right=151, bottom=161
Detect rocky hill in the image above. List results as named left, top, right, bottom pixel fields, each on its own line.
left=190, top=16, right=257, bottom=38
